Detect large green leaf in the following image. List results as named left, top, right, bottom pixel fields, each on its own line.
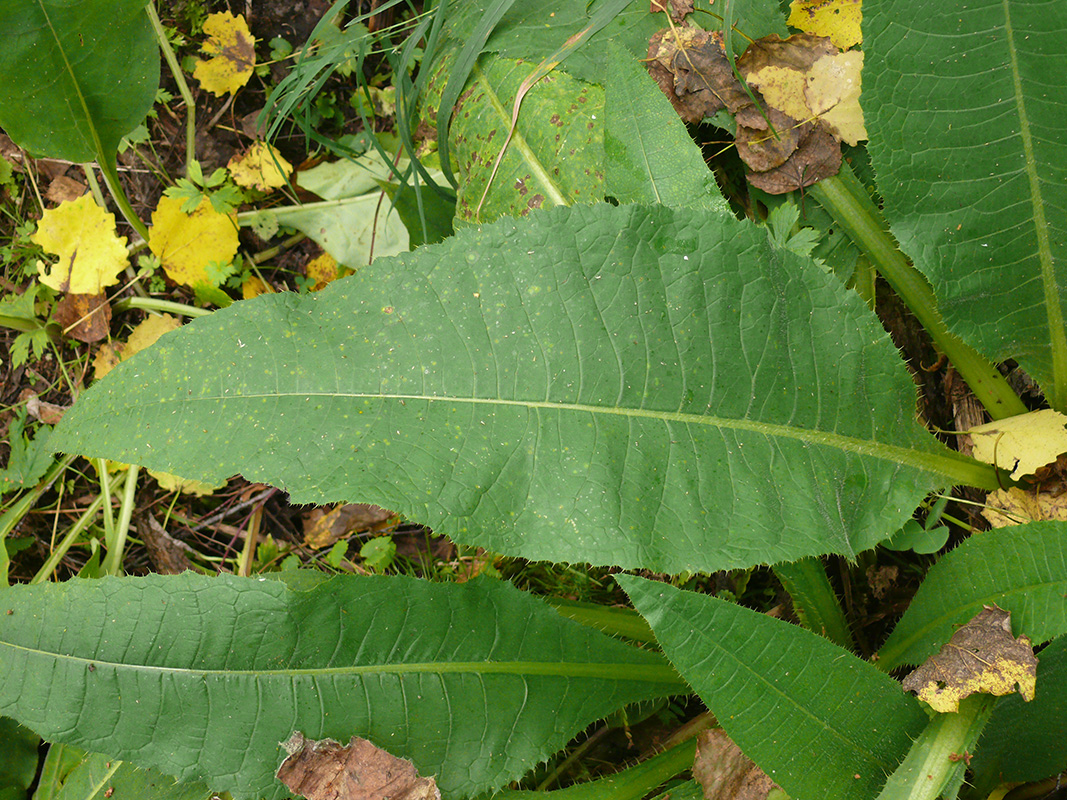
left=877, top=522, right=1067, bottom=671
left=52, top=203, right=992, bottom=573
left=0, top=0, right=159, bottom=162
left=618, top=576, right=927, bottom=800
left=864, top=0, right=1067, bottom=408
left=0, top=716, right=38, bottom=800
left=0, top=573, right=679, bottom=800
left=970, top=634, right=1067, bottom=794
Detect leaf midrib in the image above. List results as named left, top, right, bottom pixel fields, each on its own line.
left=1002, top=0, right=1067, bottom=405
left=132, top=389, right=982, bottom=482
left=3, top=641, right=684, bottom=685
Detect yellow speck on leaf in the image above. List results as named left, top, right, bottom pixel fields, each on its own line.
left=33, top=194, right=128, bottom=294
left=193, top=11, right=256, bottom=96
left=149, top=196, right=239, bottom=287
left=93, top=314, right=182, bottom=380
left=788, top=0, right=862, bottom=50
left=229, top=142, right=292, bottom=192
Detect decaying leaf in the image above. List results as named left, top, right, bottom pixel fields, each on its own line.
left=228, top=141, right=292, bottom=191
left=693, top=729, right=782, bottom=800
left=648, top=27, right=864, bottom=192
left=193, top=11, right=256, bottom=96
left=303, top=503, right=397, bottom=549
left=902, top=605, right=1038, bottom=713
left=970, top=409, right=1067, bottom=480
left=788, top=0, right=862, bottom=50
left=32, top=194, right=128, bottom=294
left=650, top=0, right=694, bottom=24
left=53, top=292, right=111, bottom=343
left=277, top=733, right=441, bottom=800
left=94, top=314, right=182, bottom=380
left=305, top=252, right=352, bottom=291
left=148, top=196, right=239, bottom=288
left=981, top=485, right=1067, bottom=528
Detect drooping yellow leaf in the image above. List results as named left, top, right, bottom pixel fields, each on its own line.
left=306, top=252, right=352, bottom=291
left=93, top=314, right=182, bottom=380
left=788, top=0, right=862, bottom=50
left=148, top=469, right=227, bottom=496
left=970, top=409, right=1067, bottom=479
left=192, top=11, right=256, bottom=96
left=806, top=51, right=866, bottom=145
left=228, top=141, right=292, bottom=191
left=149, top=196, right=239, bottom=288
left=32, top=194, right=128, bottom=294
left=745, top=65, right=811, bottom=122
left=242, top=274, right=272, bottom=299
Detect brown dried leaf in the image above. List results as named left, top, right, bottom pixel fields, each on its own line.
left=53, top=292, right=111, bottom=342
left=303, top=503, right=397, bottom=549
left=693, top=729, right=781, bottom=800
left=745, top=121, right=841, bottom=194
left=650, top=0, right=694, bottom=23
left=277, top=733, right=440, bottom=800
left=902, top=605, right=1038, bottom=713
left=647, top=29, right=749, bottom=123
left=737, top=33, right=838, bottom=77
left=140, top=512, right=194, bottom=575
left=735, top=107, right=804, bottom=172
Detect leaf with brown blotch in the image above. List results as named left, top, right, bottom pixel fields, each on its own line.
left=693, top=729, right=782, bottom=800
left=902, top=605, right=1038, bottom=713
left=53, top=292, right=111, bottom=343
left=646, top=28, right=749, bottom=123
left=277, top=733, right=441, bottom=800
left=744, top=121, right=841, bottom=194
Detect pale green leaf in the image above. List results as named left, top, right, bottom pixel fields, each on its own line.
left=877, top=522, right=1067, bottom=671
left=44, top=749, right=213, bottom=800
left=0, top=573, right=680, bottom=800
left=0, top=0, right=159, bottom=162
left=864, top=0, right=1067, bottom=407
left=52, top=203, right=989, bottom=573
left=618, top=576, right=927, bottom=800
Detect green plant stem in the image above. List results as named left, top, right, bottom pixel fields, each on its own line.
left=102, top=465, right=139, bottom=576
left=30, top=469, right=129, bottom=584
left=97, top=157, right=151, bottom=243
left=808, top=165, right=1027, bottom=421
left=146, top=1, right=196, bottom=171
left=112, top=296, right=213, bottom=318
left=0, top=455, right=76, bottom=586
left=96, top=459, right=116, bottom=550
left=876, top=695, right=996, bottom=800
left=773, top=557, right=855, bottom=650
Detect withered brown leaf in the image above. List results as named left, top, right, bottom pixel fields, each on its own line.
left=693, top=729, right=781, bottom=800
left=902, top=605, right=1038, bottom=713
left=277, top=733, right=441, bottom=800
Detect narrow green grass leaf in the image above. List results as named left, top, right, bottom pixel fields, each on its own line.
left=618, top=575, right=927, bottom=800
left=0, top=0, right=159, bottom=162
left=864, top=0, right=1067, bottom=408
left=0, top=573, right=679, bottom=800
left=878, top=522, right=1067, bottom=671
left=52, top=203, right=991, bottom=574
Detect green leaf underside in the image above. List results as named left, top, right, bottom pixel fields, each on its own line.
left=0, top=573, right=680, bottom=800
left=54, top=203, right=973, bottom=573
left=877, top=522, right=1067, bottom=671
left=619, top=576, right=927, bottom=800
left=451, top=58, right=603, bottom=225
left=970, top=634, right=1067, bottom=793
left=0, top=0, right=159, bottom=162
left=865, top=0, right=1067, bottom=407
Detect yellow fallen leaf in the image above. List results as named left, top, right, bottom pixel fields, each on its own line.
left=149, top=196, right=239, bottom=288
left=93, top=314, right=182, bottom=380
left=788, top=0, right=862, bottom=50
left=970, top=408, right=1067, bottom=479
left=229, top=141, right=292, bottom=191
left=33, top=194, right=128, bottom=294
left=242, top=274, right=272, bottom=299
left=193, top=11, right=256, bottom=97
left=982, top=486, right=1067, bottom=528
left=148, top=469, right=226, bottom=496
left=806, top=51, right=866, bottom=145
left=745, top=65, right=811, bottom=122
left=306, top=252, right=352, bottom=291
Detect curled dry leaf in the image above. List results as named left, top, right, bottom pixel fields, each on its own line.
left=303, top=503, right=397, bottom=549
left=693, top=729, right=781, bottom=800
left=902, top=605, right=1038, bottom=713
left=277, top=733, right=440, bottom=800
left=53, top=292, right=111, bottom=343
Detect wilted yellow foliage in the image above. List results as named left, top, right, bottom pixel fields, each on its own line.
left=788, top=0, right=862, bottom=50
left=242, top=274, right=272, bottom=299
left=149, top=196, right=239, bottom=287
left=970, top=409, right=1067, bottom=479
left=229, top=142, right=292, bottom=191
left=148, top=469, right=226, bottom=496
left=33, top=194, right=128, bottom=294
left=193, top=11, right=256, bottom=96
left=306, top=252, right=352, bottom=291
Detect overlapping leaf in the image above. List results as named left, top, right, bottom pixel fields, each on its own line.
left=864, top=0, right=1067, bottom=408
left=52, top=203, right=985, bottom=573
left=0, top=573, right=680, bottom=800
